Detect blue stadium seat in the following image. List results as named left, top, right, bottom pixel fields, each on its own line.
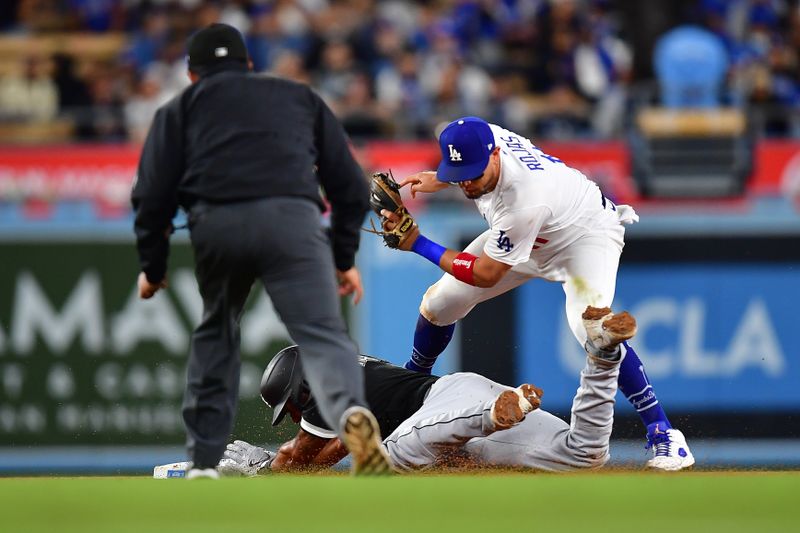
left=654, top=25, right=730, bottom=108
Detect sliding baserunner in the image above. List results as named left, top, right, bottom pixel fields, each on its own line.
left=218, top=307, right=645, bottom=474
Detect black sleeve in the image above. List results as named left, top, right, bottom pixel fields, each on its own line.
left=300, top=401, right=337, bottom=437
left=131, top=98, right=184, bottom=283
left=311, top=89, right=370, bottom=271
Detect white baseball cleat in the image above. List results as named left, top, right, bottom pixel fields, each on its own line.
left=582, top=306, right=637, bottom=352
left=341, top=406, right=395, bottom=476
left=491, top=384, right=543, bottom=431
left=186, top=467, right=220, bottom=480
left=646, top=424, right=695, bottom=471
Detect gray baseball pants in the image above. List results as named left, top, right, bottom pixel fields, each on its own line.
left=183, top=197, right=366, bottom=468
left=384, top=355, right=620, bottom=471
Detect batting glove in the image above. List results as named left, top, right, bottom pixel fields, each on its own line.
left=218, top=440, right=276, bottom=477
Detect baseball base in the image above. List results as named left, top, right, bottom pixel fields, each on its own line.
left=153, top=461, right=190, bottom=479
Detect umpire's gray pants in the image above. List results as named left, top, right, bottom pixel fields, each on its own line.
left=384, top=355, right=620, bottom=471
left=183, top=197, right=366, bottom=467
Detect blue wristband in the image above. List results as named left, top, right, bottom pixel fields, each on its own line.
left=411, top=235, right=446, bottom=266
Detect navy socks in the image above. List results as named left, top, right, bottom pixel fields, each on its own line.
left=618, top=341, right=671, bottom=429
left=405, top=314, right=455, bottom=373
left=407, top=316, right=672, bottom=433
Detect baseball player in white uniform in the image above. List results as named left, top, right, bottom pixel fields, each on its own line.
left=378, top=116, right=693, bottom=471
left=215, top=306, right=639, bottom=475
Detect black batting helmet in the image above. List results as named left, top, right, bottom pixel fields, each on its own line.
left=260, top=345, right=311, bottom=426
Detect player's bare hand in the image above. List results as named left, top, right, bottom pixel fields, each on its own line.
left=380, top=209, right=420, bottom=251
left=337, top=267, right=364, bottom=305
left=399, top=171, right=449, bottom=198
left=137, top=272, right=168, bottom=299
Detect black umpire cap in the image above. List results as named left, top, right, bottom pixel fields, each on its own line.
left=260, top=345, right=310, bottom=426
left=187, top=23, right=249, bottom=74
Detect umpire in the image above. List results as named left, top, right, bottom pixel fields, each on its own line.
left=131, top=23, right=391, bottom=477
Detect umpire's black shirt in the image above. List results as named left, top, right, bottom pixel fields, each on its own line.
left=131, top=64, right=370, bottom=283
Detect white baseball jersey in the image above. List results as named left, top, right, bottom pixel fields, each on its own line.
left=475, top=124, right=625, bottom=267
left=420, top=124, right=638, bottom=338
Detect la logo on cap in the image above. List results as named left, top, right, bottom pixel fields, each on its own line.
left=214, top=47, right=229, bottom=57
left=448, top=144, right=462, bottom=162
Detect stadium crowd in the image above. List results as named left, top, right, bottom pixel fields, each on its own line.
left=0, top=0, right=798, bottom=143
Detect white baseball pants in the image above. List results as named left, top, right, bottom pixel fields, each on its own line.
left=419, top=217, right=626, bottom=347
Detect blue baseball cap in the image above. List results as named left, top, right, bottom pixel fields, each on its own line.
left=436, top=117, right=495, bottom=183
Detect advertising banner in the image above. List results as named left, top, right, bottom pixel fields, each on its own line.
left=0, top=241, right=296, bottom=447
left=516, top=263, right=800, bottom=414
left=0, top=146, right=139, bottom=216
left=1, top=140, right=796, bottom=215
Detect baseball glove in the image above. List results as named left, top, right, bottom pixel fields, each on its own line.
left=365, top=171, right=417, bottom=249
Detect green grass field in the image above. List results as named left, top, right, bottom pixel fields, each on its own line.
left=1, top=471, right=797, bottom=532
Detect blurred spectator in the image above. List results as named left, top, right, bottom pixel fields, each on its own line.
left=52, top=52, right=92, bottom=122
left=529, top=22, right=592, bottom=138
left=336, top=71, right=388, bottom=140
left=512, top=0, right=603, bottom=138
left=0, top=55, right=58, bottom=122
left=417, top=20, right=492, bottom=125
left=375, top=47, right=432, bottom=137
left=0, top=0, right=22, bottom=31
left=527, top=0, right=583, bottom=93
left=218, top=0, right=250, bottom=33
left=426, top=59, right=492, bottom=131
left=69, top=0, right=125, bottom=32
left=312, top=0, right=370, bottom=41
left=246, top=3, right=312, bottom=72
left=315, top=39, right=359, bottom=104
left=486, top=70, right=531, bottom=134
left=124, top=68, right=170, bottom=144
left=270, top=49, right=311, bottom=84
left=1, top=0, right=797, bottom=143
left=120, top=31, right=190, bottom=141
left=146, top=35, right=192, bottom=97
left=123, top=7, right=170, bottom=74
left=709, top=0, right=800, bottom=135
left=574, top=12, right=632, bottom=137
left=81, top=64, right=126, bottom=140
left=17, top=0, right=77, bottom=32
left=350, top=16, right=403, bottom=76
left=195, top=2, right=224, bottom=30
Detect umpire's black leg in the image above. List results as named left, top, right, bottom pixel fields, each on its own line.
left=257, top=199, right=367, bottom=434
left=183, top=206, right=255, bottom=468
